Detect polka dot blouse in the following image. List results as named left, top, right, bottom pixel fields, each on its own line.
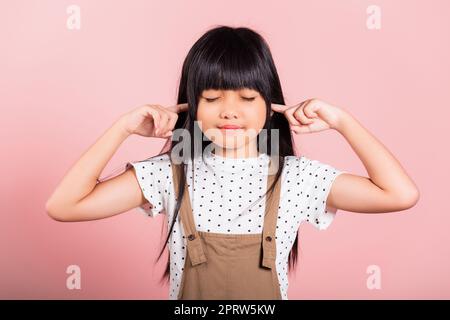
left=127, top=148, right=346, bottom=300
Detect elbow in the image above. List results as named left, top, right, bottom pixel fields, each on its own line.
left=397, top=188, right=420, bottom=211
left=45, top=200, right=70, bottom=222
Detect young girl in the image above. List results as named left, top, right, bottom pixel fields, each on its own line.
left=46, top=26, right=420, bottom=300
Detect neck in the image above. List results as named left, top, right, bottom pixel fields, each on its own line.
left=211, top=142, right=260, bottom=159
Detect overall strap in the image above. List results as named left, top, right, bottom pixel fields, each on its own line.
left=261, top=156, right=282, bottom=269
left=170, top=159, right=207, bottom=267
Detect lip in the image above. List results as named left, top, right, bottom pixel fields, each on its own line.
left=218, top=125, right=243, bottom=129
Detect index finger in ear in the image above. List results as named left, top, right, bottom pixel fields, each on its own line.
left=271, top=103, right=289, bottom=112
left=167, top=103, right=189, bottom=113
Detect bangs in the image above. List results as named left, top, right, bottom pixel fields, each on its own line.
left=186, top=32, right=272, bottom=105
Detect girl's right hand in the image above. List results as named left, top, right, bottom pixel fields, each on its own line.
left=121, top=103, right=188, bottom=138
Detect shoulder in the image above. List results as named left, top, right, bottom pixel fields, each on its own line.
left=126, top=153, right=174, bottom=185
left=283, top=155, right=340, bottom=174
left=126, top=153, right=173, bottom=217
left=282, top=155, right=315, bottom=175
left=281, top=155, right=344, bottom=188
left=281, top=155, right=345, bottom=230
left=128, top=153, right=171, bottom=171
left=136, top=152, right=171, bottom=165
left=283, top=155, right=308, bottom=168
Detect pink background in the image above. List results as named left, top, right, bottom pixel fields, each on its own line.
left=1, top=0, right=448, bottom=299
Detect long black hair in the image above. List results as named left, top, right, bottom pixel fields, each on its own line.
left=152, top=25, right=300, bottom=285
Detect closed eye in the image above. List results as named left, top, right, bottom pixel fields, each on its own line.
left=203, top=96, right=257, bottom=102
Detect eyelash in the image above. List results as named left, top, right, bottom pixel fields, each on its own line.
left=204, top=97, right=256, bottom=102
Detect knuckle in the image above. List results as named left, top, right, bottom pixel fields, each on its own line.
left=141, top=104, right=152, bottom=111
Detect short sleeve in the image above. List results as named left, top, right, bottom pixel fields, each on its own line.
left=126, top=154, right=172, bottom=218
left=287, top=155, right=347, bottom=230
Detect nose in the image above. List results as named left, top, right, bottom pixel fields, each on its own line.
left=219, top=109, right=238, bottom=119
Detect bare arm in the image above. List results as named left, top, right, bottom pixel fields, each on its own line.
left=327, top=111, right=420, bottom=212
left=272, top=100, right=419, bottom=214
left=45, top=118, right=145, bottom=221
left=45, top=103, right=187, bottom=222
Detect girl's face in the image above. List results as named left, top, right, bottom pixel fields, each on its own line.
left=197, top=88, right=269, bottom=156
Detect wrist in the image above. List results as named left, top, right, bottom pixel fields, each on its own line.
left=333, top=110, right=354, bottom=133
left=112, top=117, right=132, bottom=140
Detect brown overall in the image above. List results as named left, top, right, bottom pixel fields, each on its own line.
left=170, top=157, right=283, bottom=300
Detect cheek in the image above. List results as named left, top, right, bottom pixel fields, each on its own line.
left=196, top=105, right=214, bottom=130
left=245, top=105, right=266, bottom=128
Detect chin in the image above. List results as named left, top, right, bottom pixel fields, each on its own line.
left=208, top=139, right=246, bottom=150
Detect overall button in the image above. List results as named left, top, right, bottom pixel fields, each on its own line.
left=265, top=236, right=272, bottom=242
left=187, top=234, right=196, bottom=241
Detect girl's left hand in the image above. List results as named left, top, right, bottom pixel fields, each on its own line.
left=271, top=98, right=344, bottom=134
